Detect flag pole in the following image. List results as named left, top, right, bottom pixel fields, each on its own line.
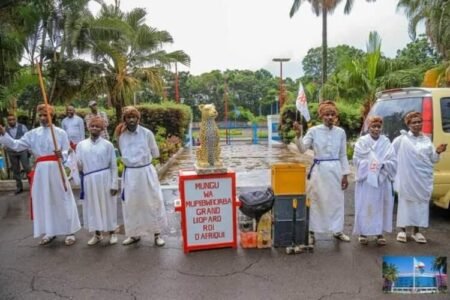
left=413, top=257, right=416, bottom=293
left=35, top=62, right=68, bottom=191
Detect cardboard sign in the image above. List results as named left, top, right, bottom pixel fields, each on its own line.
left=185, top=178, right=233, bottom=245
left=177, top=170, right=238, bottom=253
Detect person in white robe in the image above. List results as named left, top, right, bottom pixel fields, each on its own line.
left=76, top=116, right=119, bottom=245
left=0, top=104, right=81, bottom=246
left=115, top=106, right=167, bottom=247
left=293, top=100, right=351, bottom=245
left=61, top=105, right=85, bottom=149
left=393, top=111, right=447, bottom=244
left=353, top=116, right=397, bottom=246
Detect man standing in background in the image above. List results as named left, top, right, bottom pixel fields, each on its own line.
left=85, top=100, right=109, bottom=140
left=5, top=115, right=30, bottom=194
left=61, top=105, right=85, bottom=150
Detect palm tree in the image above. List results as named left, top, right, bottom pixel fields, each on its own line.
left=80, top=3, right=190, bottom=121
left=289, top=0, right=376, bottom=89
left=397, top=0, right=449, bottom=59
left=397, top=0, right=450, bottom=87
left=432, top=256, right=447, bottom=291
left=383, top=263, right=399, bottom=293
left=337, top=31, right=387, bottom=116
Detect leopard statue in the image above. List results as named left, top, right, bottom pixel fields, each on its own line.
left=196, top=104, right=223, bottom=169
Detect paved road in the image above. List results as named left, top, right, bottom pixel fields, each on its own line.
left=0, top=173, right=449, bottom=299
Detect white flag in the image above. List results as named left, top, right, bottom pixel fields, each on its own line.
left=295, top=81, right=311, bottom=122
left=413, top=257, right=419, bottom=268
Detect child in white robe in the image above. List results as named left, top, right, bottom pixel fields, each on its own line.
left=76, top=116, right=119, bottom=245
left=353, top=116, right=397, bottom=246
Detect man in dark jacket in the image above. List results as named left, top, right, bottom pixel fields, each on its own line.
left=5, top=115, right=30, bottom=194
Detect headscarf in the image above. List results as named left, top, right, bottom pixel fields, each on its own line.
left=88, top=115, right=105, bottom=130
left=367, top=115, right=383, bottom=127
left=318, top=100, right=338, bottom=118
left=37, top=103, right=54, bottom=115
left=404, top=111, right=422, bottom=125
left=114, top=106, right=141, bottom=137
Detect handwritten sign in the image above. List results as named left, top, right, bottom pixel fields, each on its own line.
left=184, top=177, right=233, bottom=246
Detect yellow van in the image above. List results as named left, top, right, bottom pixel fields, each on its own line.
left=365, top=88, right=450, bottom=209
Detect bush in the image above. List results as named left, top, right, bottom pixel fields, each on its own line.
left=279, top=101, right=363, bottom=144
left=257, top=131, right=268, bottom=138
left=16, top=103, right=192, bottom=166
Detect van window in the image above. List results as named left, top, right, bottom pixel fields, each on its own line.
left=442, top=98, right=450, bottom=133
left=367, top=97, right=422, bottom=141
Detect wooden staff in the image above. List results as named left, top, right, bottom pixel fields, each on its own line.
left=35, top=62, right=67, bottom=191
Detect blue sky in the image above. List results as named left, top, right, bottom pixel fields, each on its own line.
left=91, top=0, right=425, bottom=79
left=383, top=256, right=443, bottom=274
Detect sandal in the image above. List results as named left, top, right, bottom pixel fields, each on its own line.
left=333, top=232, right=351, bottom=242
left=396, top=231, right=407, bottom=243
left=358, top=235, right=369, bottom=245
left=376, top=236, right=387, bottom=246
left=411, top=232, right=427, bottom=244
left=39, top=235, right=56, bottom=245
left=64, top=235, right=76, bottom=246
left=122, top=236, right=141, bottom=246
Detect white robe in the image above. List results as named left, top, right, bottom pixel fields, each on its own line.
left=118, top=125, right=167, bottom=237
left=393, top=131, right=440, bottom=228
left=296, top=124, right=350, bottom=233
left=0, top=126, right=81, bottom=237
left=76, top=137, right=118, bottom=232
left=353, top=134, right=397, bottom=235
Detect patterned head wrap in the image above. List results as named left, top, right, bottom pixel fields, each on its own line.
left=367, top=116, right=383, bottom=127
left=114, top=106, right=141, bottom=137
left=404, top=111, right=422, bottom=125
left=37, top=104, right=54, bottom=116
left=318, top=100, right=338, bottom=118
left=88, top=115, right=105, bottom=130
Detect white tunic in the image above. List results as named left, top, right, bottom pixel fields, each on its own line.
left=61, top=115, right=85, bottom=144
left=393, top=131, right=439, bottom=228
left=76, top=137, right=118, bottom=232
left=0, top=126, right=81, bottom=237
left=296, top=124, right=350, bottom=233
left=353, top=134, right=397, bottom=235
left=118, top=125, right=167, bottom=237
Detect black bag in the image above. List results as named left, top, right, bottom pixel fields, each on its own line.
left=239, top=188, right=275, bottom=222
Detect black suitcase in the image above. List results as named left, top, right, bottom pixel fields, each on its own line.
left=238, top=188, right=274, bottom=222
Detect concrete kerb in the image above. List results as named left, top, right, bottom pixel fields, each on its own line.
left=0, top=146, right=186, bottom=192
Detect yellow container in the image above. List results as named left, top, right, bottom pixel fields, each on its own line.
left=271, top=163, right=306, bottom=195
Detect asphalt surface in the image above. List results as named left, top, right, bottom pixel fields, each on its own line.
left=0, top=158, right=449, bottom=299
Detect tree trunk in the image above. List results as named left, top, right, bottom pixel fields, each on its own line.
left=321, top=6, right=328, bottom=99
left=114, top=95, right=122, bottom=130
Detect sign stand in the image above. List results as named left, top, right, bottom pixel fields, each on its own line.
left=175, top=170, right=240, bottom=253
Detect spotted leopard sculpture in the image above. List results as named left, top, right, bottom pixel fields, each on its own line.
left=196, top=104, right=223, bottom=168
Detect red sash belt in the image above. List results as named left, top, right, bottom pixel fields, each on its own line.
left=28, top=155, right=59, bottom=220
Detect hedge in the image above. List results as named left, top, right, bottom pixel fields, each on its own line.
left=279, top=101, right=363, bottom=144
left=13, top=102, right=192, bottom=164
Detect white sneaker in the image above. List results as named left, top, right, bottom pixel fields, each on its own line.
left=87, top=234, right=103, bottom=246
left=154, top=236, right=165, bottom=247
left=122, top=236, right=141, bottom=245
left=109, top=234, right=118, bottom=245
left=65, top=235, right=77, bottom=246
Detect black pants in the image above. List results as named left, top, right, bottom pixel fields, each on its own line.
left=7, top=151, right=31, bottom=190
